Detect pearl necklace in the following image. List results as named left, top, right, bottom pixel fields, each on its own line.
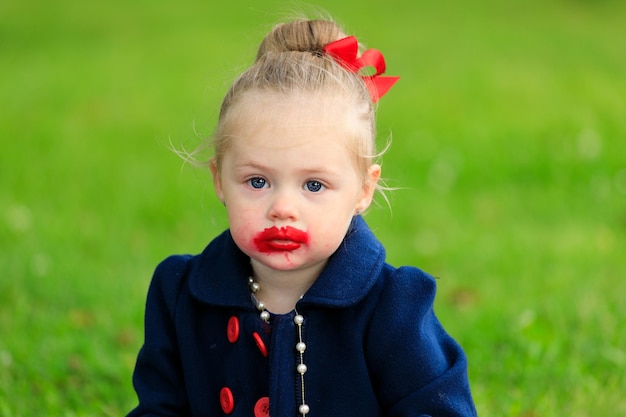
left=248, top=277, right=310, bottom=416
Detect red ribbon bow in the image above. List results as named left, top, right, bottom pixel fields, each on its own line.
left=323, top=36, right=400, bottom=103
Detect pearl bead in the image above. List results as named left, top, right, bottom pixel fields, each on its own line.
left=256, top=301, right=265, bottom=311
left=297, top=363, right=307, bottom=374
left=260, top=310, right=270, bottom=322
left=250, top=282, right=260, bottom=293
left=299, top=404, right=310, bottom=415
left=296, top=342, right=306, bottom=353
left=294, top=314, right=304, bottom=325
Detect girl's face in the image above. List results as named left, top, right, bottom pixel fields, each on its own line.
left=211, top=91, right=380, bottom=277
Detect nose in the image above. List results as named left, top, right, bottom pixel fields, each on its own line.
left=267, top=188, right=299, bottom=222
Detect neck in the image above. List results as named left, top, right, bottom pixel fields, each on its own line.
left=250, top=259, right=325, bottom=314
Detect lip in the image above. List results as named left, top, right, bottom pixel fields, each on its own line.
left=254, top=226, right=309, bottom=253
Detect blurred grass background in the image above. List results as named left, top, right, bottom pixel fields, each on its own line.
left=1, top=0, right=625, bottom=415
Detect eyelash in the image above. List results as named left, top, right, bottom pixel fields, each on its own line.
left=245, top=177, right=325, bottom=192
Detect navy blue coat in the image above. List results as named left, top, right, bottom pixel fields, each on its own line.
left=128, top=216, right=477, bottom=416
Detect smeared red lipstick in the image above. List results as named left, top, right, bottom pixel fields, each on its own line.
left=254, top=226, right=309, bottom=253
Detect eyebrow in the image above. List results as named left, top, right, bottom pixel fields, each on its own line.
left=233, top=160, right=343, bottom=178
left=232, top=161, right=273, bottom=173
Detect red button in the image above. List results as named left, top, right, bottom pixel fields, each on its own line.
left=252, top=332, right=268, bottom=357
left=227, top=316, right=239, bottom=343
left=254, top=396, right=270, bottom=417
left=220, top=387, right=234, bottom=414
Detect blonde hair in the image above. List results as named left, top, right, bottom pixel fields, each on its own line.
left=211, top=19, right=380, bottom=180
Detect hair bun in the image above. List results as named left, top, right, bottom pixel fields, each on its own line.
left=256, top=20, right=346, bottom=60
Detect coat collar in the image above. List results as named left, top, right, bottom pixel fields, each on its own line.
left=188, top=216, right=386, bottom=309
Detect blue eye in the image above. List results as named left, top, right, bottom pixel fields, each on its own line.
left=305, top=180, right=323, bottom=192
left=248, top=177, right=267, bottom=189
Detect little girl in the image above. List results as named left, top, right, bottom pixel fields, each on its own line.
left=128, top=18, right=477, bottom=417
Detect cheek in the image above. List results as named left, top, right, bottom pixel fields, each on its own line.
left=231, top=227, right=257, bottom=256
left=227, top=215, right=257, bottom=254
left=311, top=220, right=350, bottom=250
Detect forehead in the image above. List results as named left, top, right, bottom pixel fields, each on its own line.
left=224, top=90, right=364, bottom=142
left=225, top=97, right=350, bottom=166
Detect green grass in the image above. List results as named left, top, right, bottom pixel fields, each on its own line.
left=1, top=0, right=625, bottom=415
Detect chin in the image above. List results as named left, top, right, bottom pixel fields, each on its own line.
left=260, top=250, right=327, bottom=271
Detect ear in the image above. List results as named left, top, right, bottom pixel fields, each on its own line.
left=209, top=158, right=225, bottom=203
left=355, top=164, right=381, bottom=214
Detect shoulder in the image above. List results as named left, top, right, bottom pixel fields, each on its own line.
left=153, top=254, right=194, bottom=280
left=374, top=264, right=438, bottom=312
left=146, top=254, right=195, bottom=315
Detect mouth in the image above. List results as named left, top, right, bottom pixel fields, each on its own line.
left=254, top=226, right=309, bottom=253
